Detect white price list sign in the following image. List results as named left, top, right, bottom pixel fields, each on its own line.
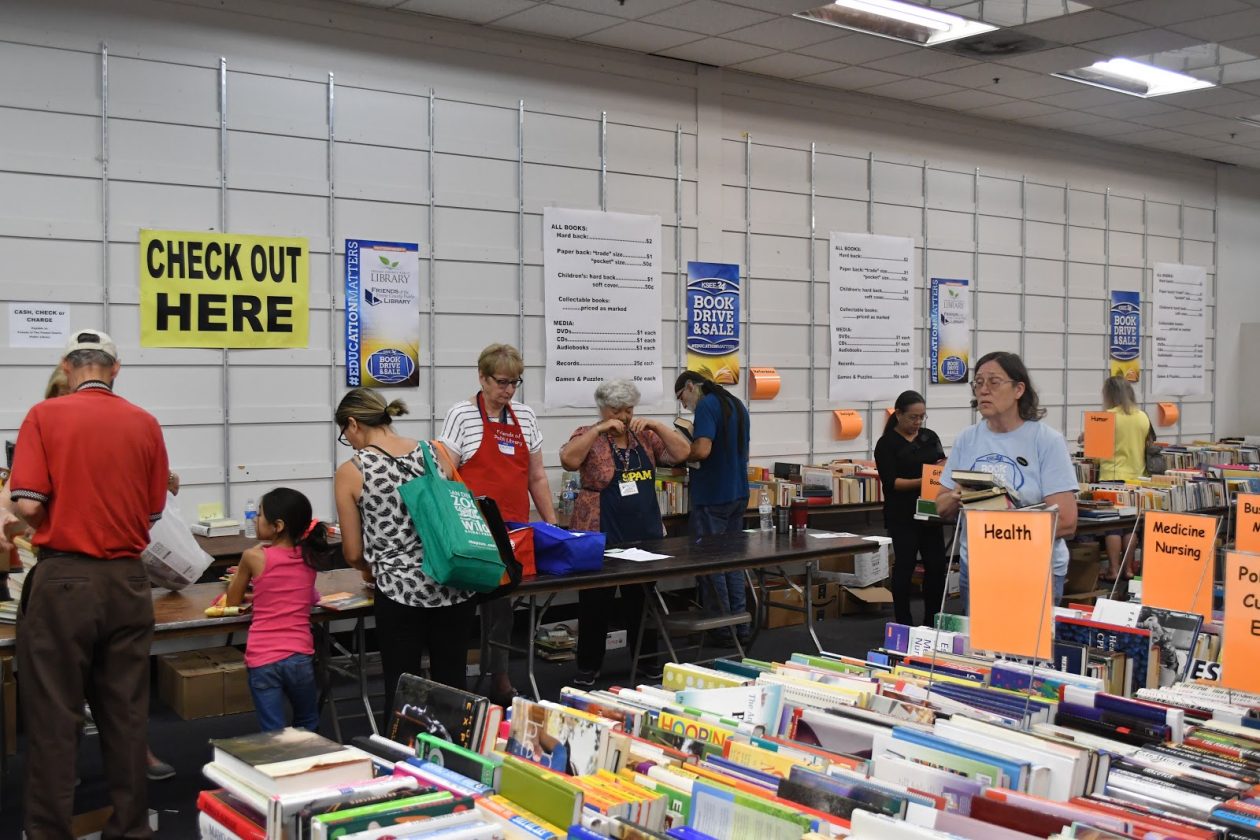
left=1151, top=262, right=1207, bottom=397
left=544, top=207, right=663, bottom=407
left=828, top=232, right=915, bottom=403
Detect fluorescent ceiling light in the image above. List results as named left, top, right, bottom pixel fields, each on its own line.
left=1054, top=57, right=1215, bottom=98
left=795, top=0, right=997, bottom=47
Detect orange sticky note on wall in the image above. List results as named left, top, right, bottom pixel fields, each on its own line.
left=1238, top=494, right=1260, bottom=555
left=966, top=509, right=1055, bottom=659
left=1221, top=550, right=1260, bottom=694
left=921, top=464, right=944, bottom=501
left=748, top=367, right=781, bottom=400
left=833, top=410, right=863, bottom=441
left=1141, top=512, right=1218, bottom=619
left=1082, top=411, right=1116, bottom=459
left=1157, top=403, right=1179, bottom=427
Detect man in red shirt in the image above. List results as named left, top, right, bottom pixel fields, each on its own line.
left=8, top=329, right=168, bottom=840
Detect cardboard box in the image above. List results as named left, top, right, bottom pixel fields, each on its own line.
left=820, top=538, right=891, bottom=588
left=157, top=646, right=252, bottom=720
left=1065, top=541, right=1103, bottom=599
left=766, top=585, right=829, bottom=628
left=833, top=585, right=894, bottom=616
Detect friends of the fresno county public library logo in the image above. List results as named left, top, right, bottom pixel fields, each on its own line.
left=970, top=454, right=1025, bottom=491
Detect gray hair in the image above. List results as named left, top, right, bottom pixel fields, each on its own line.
left=595, top=379, right=641, bottom=410
left=65, top=349, right=116, bottom=369
left=1102, top=375, right=1137, bottom=414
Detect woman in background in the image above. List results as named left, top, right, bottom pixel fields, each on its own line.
left=1096, top=375, right=1152, bottom=581
left=874, top=390, right=947, bottom=628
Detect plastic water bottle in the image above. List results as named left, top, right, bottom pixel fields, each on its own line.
left=243, top=498, right=258, bottom=538
left=758, top=487, right=773, bottom=532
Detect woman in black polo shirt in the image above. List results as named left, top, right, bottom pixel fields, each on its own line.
left=874, top=390, right=948, bottom=628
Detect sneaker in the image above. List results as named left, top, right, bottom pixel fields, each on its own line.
left=147, top=760, right=176, bottom=781
left=572, top=669, right=599, bottom=688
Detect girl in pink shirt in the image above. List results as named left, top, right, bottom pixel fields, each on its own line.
left=226, top=487, right=335, bottom=731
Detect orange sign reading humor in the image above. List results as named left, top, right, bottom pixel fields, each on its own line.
left=921, top=465, right=944, bottom=501
left=966, top=509, right=1055, bottom=659
left=1221, top=551, right=1260, bottom=694
left=1141, top=511, right=1218, bottom=619
left=1082, top=411, right=1116, bottom=460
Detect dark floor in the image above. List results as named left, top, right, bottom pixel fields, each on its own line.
left=0, top=597, right=926, bottom=836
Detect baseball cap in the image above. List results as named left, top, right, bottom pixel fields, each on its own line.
left=63, top=329, right=119, bottom=362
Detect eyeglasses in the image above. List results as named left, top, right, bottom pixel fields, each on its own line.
left=971, top=377, right=1013, bottom=393
left=902, top=413, right=928, bottom=423
left=489, top=376, right=523, bottom=389
left=337, top=428, right=350, bottom=447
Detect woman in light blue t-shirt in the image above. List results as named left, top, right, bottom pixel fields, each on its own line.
left=936, top=351, right=1079, bottom=608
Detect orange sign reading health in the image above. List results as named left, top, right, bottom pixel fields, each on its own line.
left=1141, top=511, right=1218, bottom=619
left=921, top=465, right=944, bottom=501
left=1237, top=494, right=1260, bottom=554
left=966, top=509, right=1055, bottom=659
left=1221, top=551, right=1260, bottom=694
left=1082, top=411, right=1116, bottom=459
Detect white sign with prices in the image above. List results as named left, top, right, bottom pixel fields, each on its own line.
left=8, top=303, right=69, bottom=347
left=1151, top=262, right=1207, bottom=396
left=829, top=232, right=915, bottom=402
left=544, top=207, right=662, bottom=407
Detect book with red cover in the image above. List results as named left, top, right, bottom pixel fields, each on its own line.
left=197, top=788, right=265, bottom=840
left=969, top=794, right=1070, bottom=837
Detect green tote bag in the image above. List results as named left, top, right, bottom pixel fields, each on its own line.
left=389, top=441, right=506, bottom=592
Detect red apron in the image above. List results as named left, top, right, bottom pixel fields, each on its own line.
left=458, top=392, right=531, bottom=522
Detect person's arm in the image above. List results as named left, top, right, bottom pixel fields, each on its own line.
left=688, top=438, right=713, bottom=461
left=633, top=418, right=691, bottom=465
left=148, top=426, right=170, bottom=524
left=688, top=395, right=718, bottom=462
left=528, top=450, right=557, bottom=524
left=7, top=411, right=51, bottom=532
left=933, top=435, right=964, bottom=521
left=224, top=547, right=261, bottom=607
left=334, top=458, right=367, bottom=572
left=168, top=471, right=181, bottom=496
left=874, top=437, right=916, bottom=495
left=1038, top=426, right=1080, bottom=540
left=437, top=403, right=468, bottom=468
left=560, top=424, right=611, bottom=472
left=1047, top=490, right=1078, bottom=539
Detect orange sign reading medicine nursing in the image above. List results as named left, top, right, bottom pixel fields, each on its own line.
left=1082, top=411, right=1116, bottom=459
left=921, top=464, right=944, bottom=501
left=1141, top=511, right=1218, bottom=619
left=1237, top=494, right=1260, bottom=554
left=1221, top=551, right=1260, bottom=694
left=967, top=509, right=1055, bottom=659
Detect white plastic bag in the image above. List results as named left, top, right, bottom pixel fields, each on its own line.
left=142, top=492, right=214, bottom=590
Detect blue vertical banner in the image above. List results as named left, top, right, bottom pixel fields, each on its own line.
left=686, top=261, right=741, bottom=385
left=345, top=239, right=421, bottom=388
left=1109, top=290, right=1141, bottom=382
left=929, top=278, right=970, bottom=383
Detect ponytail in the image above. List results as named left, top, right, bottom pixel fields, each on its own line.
left=674, top=370, right=748, bottom=461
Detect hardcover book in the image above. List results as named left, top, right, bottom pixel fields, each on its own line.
left=388, top=673, right=489, bottom=752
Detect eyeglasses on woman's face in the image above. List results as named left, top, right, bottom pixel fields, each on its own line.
left=971, top=376, right=1014, bottom=394
left=337, top=428, right=350, bottom=447
left=487, top=375, right=523, bottom=389
left=901, top=412, right=927, bottom=424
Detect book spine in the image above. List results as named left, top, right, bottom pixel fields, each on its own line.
left=199, top=811, right=250, bottom=840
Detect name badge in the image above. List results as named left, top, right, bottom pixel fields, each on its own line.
left=498, top=442, right=516, bottom=456
left=619, top=481, right=639, bottom=497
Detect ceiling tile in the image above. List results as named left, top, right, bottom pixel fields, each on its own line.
left=723, top=17, right=846, bottom=50
left=1157, top=86, right=1258, bottom=107
left=1127, top=108, right=1216, bottom=127
left=550, top=0, right=690, bottom=19
left=1070, top=119, right=1148, bottom=136
left=656, top=36, right=777, bottom=64
left=1105, top=127, right=1190, bottom=143
left=729, top=51, right=844, bottom=78
left=1013, top=10, right=1148, bottom=45
left=1014, top=110, right=1109, bottom=129
left=1037, top=86, right=1142, bottom=109
left=1199, top=97, right=1260, bottom=117
left=344, top=0, right=410, bottom=7
left=581, top=21, right=704, bottom=52
left=639, top=0, right=777, bottom=36
left=1169, top=8, right=1260, bottom=41
left=1220, top=34, right=1260, bottom=56
left=967, top=100, right=1066, bottom=119
left=861, top=78, right=966, bottom=101
left=1174, top=115, right=1251, bottom=136
left=395, top=0, right=539, bottom=23
left=861, top=49, right=977, bottom=77
left=1079, top=98, right=1178, bottom=118
left=799, top=65, right=908, bottom=89
left=1108, top=0, right=1250, bottom=26
left=796, top=32, right=918, bottom=64
left=1078, top=28, right=1206, bottom=57
left=992, top=45, right=1109, bottom=74
left=490, top=3, right=623, bottom=37
left=715, top=0, right=823, bottom=11
left=921, top=89, right=1017, bottom=110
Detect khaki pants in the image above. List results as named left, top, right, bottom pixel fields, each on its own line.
left=19, top=553, right=154, bottom=840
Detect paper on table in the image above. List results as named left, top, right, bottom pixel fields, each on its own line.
left=807, top=531, right=861, bottom=539
left=605, top=548, right=672, bottom=562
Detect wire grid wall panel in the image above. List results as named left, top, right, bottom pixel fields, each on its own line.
left=0, top=34, right=1216, bottom=516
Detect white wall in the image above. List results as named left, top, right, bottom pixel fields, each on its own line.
left=1, top=0, right=1257, bottom=521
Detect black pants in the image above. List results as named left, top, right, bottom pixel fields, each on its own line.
left=374, top=593, right=475, bottom=721
left=20, top=554, right=154, bottom=840
left=888, top=521, right=948, bottom=627
left=576, top=584, right=656, bottom=672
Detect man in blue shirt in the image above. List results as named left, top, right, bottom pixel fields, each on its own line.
left=675, top=371, right=751, bottom=641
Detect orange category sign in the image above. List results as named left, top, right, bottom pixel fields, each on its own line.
left=966, top=509, right=1055, bottom=659
left=1237, top=493, right=1260, bottom=554
left=1221, top=551, right=1260, bottom=694
left=921, top=464, right=944, bottom=501
left=1141, top=512, right=1218, bottom=619
left=1082, top=411, right=1116, bottom=459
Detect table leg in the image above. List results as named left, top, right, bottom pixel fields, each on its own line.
left=316, top=624, right=342, bottom=743
left=527, top=595, right=540, bottom=701
left=357, top=618, right=377, bottom=735
left=804, top=560, right=825, bottom=655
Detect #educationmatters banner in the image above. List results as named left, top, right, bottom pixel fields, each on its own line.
left=929, top=278, right=970, bottom=384
left=686, top=261, right=740, bottom=385
left=1109, top=290, right=1141, bottom=382
left=345, top=239, right=421, bottom=388
left=140, top=230, right=309, bottom=348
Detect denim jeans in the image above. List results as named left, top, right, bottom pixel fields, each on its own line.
left=691, top=499, right=750, bottom=640
left=248, top=652, right=320, bottom=732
